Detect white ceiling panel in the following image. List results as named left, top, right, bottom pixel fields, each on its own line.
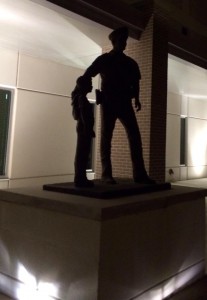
left=0, top=0, right=111, bottom=68
left=168, top=54, right=207, bottom=100
left=1, top=0, right=207, bottom=95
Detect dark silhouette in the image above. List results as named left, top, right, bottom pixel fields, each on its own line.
left=71, top=76, right=95, bottom=187
left=84, top=27, right=155, bottom=184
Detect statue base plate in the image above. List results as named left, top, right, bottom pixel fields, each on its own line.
left=43, top=178, right=171, bottom=199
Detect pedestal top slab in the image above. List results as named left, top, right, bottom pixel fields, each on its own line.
left=0, top=184, right=206, bottom=221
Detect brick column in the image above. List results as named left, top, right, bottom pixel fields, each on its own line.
left=149, top=13, right=168, bottom=182
left=136, top=17, right=154, bottom=174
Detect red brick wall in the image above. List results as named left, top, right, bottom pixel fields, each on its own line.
left=149, top=12, right=168, bottom=182
left=136, top=17, right=154, bottom=173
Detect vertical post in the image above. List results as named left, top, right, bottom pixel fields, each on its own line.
left=149, top=12, right=168, bottom=182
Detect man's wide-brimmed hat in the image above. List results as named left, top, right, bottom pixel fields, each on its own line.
left=108, top=27, right=129, bottom=42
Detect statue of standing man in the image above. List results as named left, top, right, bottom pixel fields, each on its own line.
left=84, top=27, right=155, bottom=184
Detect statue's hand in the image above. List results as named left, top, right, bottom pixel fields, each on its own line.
left=84, top=127, right=96, bottom=138
left=135, top=98, right=141, bottom=112
left=92, top=130, right=96, bottom=138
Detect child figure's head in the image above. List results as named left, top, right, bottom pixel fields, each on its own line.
left=76, top=76, right=92, bottom=94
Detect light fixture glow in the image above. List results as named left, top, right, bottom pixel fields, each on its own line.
left=18, top=264, right=36, bottom=288
left=162, top=278, right=176, bottom=298
left=190, top=129, right=207, bottom=175
left=37, top=282, right=59, bottom=298
left=136, top=262, right=203, bottom=300
left=0, top=6, right=23, bottom=23
left=16, top=263, right=58, bottom=300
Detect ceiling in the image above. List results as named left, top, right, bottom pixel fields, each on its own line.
left=0, top=0, right=207, bottom=97
left=168, top=55, right=207, bottom=99
left=0, top=0, right=111, bottom=69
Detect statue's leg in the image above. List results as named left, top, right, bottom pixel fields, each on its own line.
left=119, top=104, right=148, bottom=180
left=74, top=121, right=92, bottom=184
left=100, top=104, right=116, bottom=180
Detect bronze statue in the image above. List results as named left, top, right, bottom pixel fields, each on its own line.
left=71, top=76, right=95, bottom=187
left=84, top=27, right=155, bottom=184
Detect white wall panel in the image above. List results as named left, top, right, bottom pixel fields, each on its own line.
left=167, top=92, right=181, bottom=115
left=180, top=166, right=187, bottom=181
left=181, top=95, right=188, bottom=116
left=0, top=50, right=97, bottom=186
left=0, top=180, right=9, bottom=189
left=17, top=54, right=83, bottom=95
left=165, top=167, right=180, bottom=182
left=187, top=118, right=207, bottom=168
left=166, top=114, right=180, bottom=167
left=188, top=166, right=207, bottom=179
left=167, top=56, right=207, bottom=181
left=8, top=175, right=74, bottom=188
left=188, top=98, right=207, bottom=119
left=10, top=90, right=76, bottom=178
left=88, top=75, right=100, bottom=101
left=0, top=48, right=18, bottom=87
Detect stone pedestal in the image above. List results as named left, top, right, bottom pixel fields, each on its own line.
left=0, top=186, right=206, bottom=300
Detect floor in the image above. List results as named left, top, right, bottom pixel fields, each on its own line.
left=0, top=178, right=206, bottom=300
left=172, top=178, right=207, bottom=189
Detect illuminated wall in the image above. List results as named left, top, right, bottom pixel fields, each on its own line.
left=166, top=92, right=207, bottom=181
left=166, top=55, right=207, bottom=182
left=0, top=47, right=97, bottom=188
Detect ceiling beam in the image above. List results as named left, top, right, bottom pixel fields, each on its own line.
left=46, top=0, right=149, bottom=39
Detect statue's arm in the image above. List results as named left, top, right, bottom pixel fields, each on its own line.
left=134, top=80, right=141, bottom=112
left=132, top=61, right=141, bottom=112
left=79, top=97, right=95, bottom=137
left=84, top=55, right=104, bottom=78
